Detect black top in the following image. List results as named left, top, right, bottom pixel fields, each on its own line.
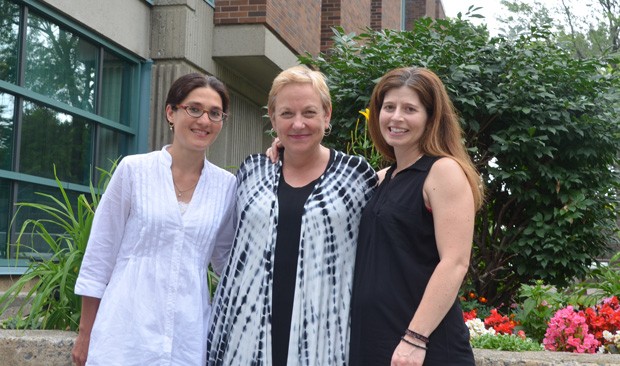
left=271, top=150, right=334, bottom=366
left=349, top=155, right=474, bottom=365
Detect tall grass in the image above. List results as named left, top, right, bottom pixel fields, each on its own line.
left=0, top=164, right=115, bottom=330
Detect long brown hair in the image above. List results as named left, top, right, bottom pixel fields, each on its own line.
left=368, top=67, right=484, bottom=209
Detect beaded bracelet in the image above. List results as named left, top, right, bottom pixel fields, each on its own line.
left=400, top=336, right=428, bottom=351
left=405, top=328, right=430, bottom=344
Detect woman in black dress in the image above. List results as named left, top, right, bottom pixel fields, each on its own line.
left=349, top=67, right=485, bottom=366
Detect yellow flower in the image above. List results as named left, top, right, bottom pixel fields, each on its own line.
left=359, top=108, right=370, bottom=121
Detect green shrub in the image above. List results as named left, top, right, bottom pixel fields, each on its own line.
left=301, top=14, right=620, bottom=306
left=513, top=280, right=566, bottom=343
left=0, top=164, right=115, bottom=330
left=571, top=251, right=620, bottom=305
left=471, top=333, right=544, bottom=351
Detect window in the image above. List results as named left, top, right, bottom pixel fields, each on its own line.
left=0, top=0, right=149, bottom=270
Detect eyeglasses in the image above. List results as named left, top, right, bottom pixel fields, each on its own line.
left=176, top=104, right=228, bottom=123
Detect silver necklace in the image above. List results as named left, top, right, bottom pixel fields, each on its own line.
left=173, top=180, right=198, bottom=197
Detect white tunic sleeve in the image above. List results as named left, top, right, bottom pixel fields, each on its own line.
left=74, top=158, right=132, bottom=298
left=209, top=182, right=237, bottom=276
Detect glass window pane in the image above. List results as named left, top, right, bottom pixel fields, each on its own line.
left=101, top=51, right=134, bottom=125
left=25, top=12, right=97, bottom=112
left=0, top=178, right=9, bottom=258
left=96, top=126, right=127, bottom=178
left=9, top=182, right=81, bottom=261
left=0, top=0, right=20, bottom=84
left=19, top=101, right=93, bottom=185
left=0, top=92, right=14, bottom=170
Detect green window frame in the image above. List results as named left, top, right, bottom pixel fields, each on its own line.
left=0, top=0, right=151, bottom=272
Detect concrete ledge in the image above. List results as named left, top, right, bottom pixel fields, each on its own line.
left=1, top=330, right=620, bottom=365
left=474, top=348, right=620, bottom=365
left=0, top=330, right=74, bottom=366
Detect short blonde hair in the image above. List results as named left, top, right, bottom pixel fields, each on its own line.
left=267, top=66, right=331, bottom=117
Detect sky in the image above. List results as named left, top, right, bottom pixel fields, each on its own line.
left=441, top=0, right=504, bottom=33
left=440, top=0, right=595, bottom=35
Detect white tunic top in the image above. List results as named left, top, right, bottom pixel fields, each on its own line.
left=75, top=146, right=236, bottom=366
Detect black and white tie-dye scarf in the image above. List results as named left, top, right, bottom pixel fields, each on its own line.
left=207, top=150, right=376, bottom=366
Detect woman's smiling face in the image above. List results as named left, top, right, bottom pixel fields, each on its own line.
left=379, top=86, right=428, bottom=152
left=271, top=83, right=330, bottom=156
left=167, top=86, right=224, bottom=153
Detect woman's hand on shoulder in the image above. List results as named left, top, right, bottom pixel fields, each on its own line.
left=265, top=137, right=282, bottom=163
left=376, top=167, right=389, bottom=185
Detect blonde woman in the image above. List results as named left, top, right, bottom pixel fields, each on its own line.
left=207, top=66, right=376, bottom=365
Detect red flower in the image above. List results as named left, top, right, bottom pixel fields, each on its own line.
left=463, top=309, right=477, bottom=322
left=484, top=308, right=515, bottom=335
left=584, top=296, right=620, bottom=345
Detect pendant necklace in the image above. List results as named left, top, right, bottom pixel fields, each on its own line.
left=173, top=180, right=198, bottom=197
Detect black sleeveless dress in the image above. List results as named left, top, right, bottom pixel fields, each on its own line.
left=349, top=156, right=474, bottom=365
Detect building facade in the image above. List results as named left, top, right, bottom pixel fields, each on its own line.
left=0, top=0, right=445, bottom=272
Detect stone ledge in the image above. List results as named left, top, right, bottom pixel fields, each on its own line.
left=474, top=348, right=620, bottom=365
left=1, top=330, right=620, bottom=365
left=0, top=330, right=74, bottom=366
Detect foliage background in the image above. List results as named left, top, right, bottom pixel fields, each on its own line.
left=301, top=14, right=620, bottom=305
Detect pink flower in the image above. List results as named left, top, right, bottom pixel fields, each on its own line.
left=543, top=305, right=601, bottom=353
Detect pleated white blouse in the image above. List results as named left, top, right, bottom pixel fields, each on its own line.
left=75, top=146, right=236, bottom=366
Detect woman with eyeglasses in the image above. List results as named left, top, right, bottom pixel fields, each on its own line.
left=71, top=73, right=237, bottom=366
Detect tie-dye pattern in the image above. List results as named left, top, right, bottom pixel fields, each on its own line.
left=207, top=150, right=376, bottom=366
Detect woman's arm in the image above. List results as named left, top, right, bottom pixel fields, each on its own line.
left=71, top=296, right=101, bottom=366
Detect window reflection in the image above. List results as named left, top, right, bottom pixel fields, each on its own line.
left=0, top=0, right=20, bottom=83
left=8, top=182, right=80, bottom=260
left=0, top=178, right=9, bottom=258
left=19, top=101, right=93, bottom=185
left=0, top=93, right=14, bottom=170
left=101, top=51, right=134, bottom=125
left=97, top=126, right=127, bottom=179
left=25, top=12, right=97, bottom=112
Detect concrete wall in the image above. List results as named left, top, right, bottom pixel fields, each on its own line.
left=42, top=0, right=151, bottom=58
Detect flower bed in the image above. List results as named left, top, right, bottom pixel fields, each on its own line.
left=463, top=291, right=620, bottom=355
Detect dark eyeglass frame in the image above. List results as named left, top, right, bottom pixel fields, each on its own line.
left=176, top=104, right=228, bottom=123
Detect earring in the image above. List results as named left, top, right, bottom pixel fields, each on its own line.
left=324, top=124, right=332, bottom=137
left=168, top=122, right=174, bottom=131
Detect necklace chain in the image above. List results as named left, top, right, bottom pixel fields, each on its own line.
left=173, top=180, right=198, bottom=197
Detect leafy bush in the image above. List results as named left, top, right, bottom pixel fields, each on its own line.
left=470, top=333, right=543, bottom=351
left=513, top=280, right=566, bottom=343
left=0, top=165, right=114, bottom=330
left=571, top=252, right=620, bottom=305
left=301, top=13, right=620, bottom=305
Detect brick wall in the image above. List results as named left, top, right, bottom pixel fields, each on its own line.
left=215, top=0, right=321, bottom=56
left=380, top=0, right=403, bottom=30
left=215, top=0, right=267, bottom=24
left=435, top=0, right=445, bottom=18
left=321, top=0, right=372, bottom=52
left=342, top=0, right=371, bottom=34
left=404, top=0, right=445, bottom=30
left=320, top=0, right=342, bottom=52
